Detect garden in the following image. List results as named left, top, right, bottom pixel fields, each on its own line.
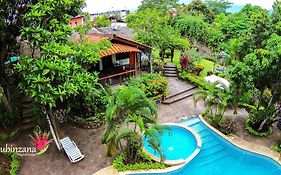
left=0, top=0, right=281, bottom=174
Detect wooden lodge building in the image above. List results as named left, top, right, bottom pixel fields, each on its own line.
left=85, top=34, right=152, bottom=84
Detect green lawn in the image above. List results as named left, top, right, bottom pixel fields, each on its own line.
left=195, top=59, right=215, bottom=77
left=152, top=49, right=216, bottom=77
left=152, top=49, right=181, bottom=66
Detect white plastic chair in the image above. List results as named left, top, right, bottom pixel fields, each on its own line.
left=60, top=137, right=84, bottom=163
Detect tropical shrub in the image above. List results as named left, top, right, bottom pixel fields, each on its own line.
left=0, top=129, right=19, bottom=143
left=30, top=128, right=52, bottom=152
left=220, top=120, right=235, bottom=135
left=126, top=74, right=168, bottom=100
left=246, top=115, right=273, bottom=137
left=271, top=140, right=281, bottom=153
left=113, top=153, right=166, bottom=172
left=179, top=72, right=208, bottom=89
left=180, top=54, right=189, bottom=70
left=102, top=86, right=164, bottom=163
left=194, top=83, right=234, bottom=128
left=194, top=64, right=204, bottom=75
left=3, top=152, right=20, bottom=175
left=69, top=113, right=105, bottom=129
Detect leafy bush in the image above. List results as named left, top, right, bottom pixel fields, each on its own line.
left=4, top=152, right=20, bottom=175
left=0, top=129, right=19, bottom=143
left=180, top=54, right=189, bottom=70
left=69, top=113, right=105, bottom=129
left=179, top=72, right=208, bottom=89
left=220, top=120, right=235, bottom=135
left=271, top=141, right=281, bottom=153
left=204, top=114, right=223, bottom=129
left=113, top=153, right=166, bottom=172
left=194, top=64, right=204, bottom=75
left=245, top=117, right=272, bottom=137
left=94, top=15, right=111, bottom=27
left=126, top=74, right=168, bottom=100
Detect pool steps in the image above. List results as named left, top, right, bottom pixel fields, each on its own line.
left=180, top=118, right=229, bottom=167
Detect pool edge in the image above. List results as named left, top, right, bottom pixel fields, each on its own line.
left=143, top=123, right=202, bottom=166
left=198, top=115, right=281, bottom=165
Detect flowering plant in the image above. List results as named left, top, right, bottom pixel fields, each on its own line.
left=30, top=127, right=52, bottom=155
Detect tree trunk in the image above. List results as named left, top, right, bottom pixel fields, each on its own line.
left=148, top=52, right=153, bottom=73
left=170, top=48, right=174, bottom=63
left=258, top=94, right=276, bottom=131
left=256, top=89, right=264, bottom=111
left=258, top=117, right=269, bottom=131
left=1, top=93, right=12, bottom=113
left=44, top=108, right=62, bottom=151
left=50, top=113, right=62, bottom=141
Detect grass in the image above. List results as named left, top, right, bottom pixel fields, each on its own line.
left=195, top=59, right=215, bottom=77
left=152, top=48, right=218, bottom=77
left=152, top=49, right=181, bottom=66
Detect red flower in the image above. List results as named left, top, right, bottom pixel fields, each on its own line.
left=30, top=132, right=52, bottom=151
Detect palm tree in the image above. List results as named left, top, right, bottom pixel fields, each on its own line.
left=102, top=86, right=164, bottom=161
left=193, top=83, right=232, bottom=127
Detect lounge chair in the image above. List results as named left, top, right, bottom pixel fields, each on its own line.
left=60, top=137, right=84, bottom=163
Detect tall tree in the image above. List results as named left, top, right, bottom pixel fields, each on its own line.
left=13, top=0, right=111, bottom=150
left=102, top=86, right=164, bottom=161
left=206, top=0, right=232, bottom=15
left=228, top=34, right=281, bottom=132
left=94, top=15, right=111, bottom=27
left=138, top=0, right=179, bottom=11
left=184, top=0, right=216, bottom=23
left=272, top=0, right=281, bottom=35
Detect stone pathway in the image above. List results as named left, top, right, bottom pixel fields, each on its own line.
left=10, top=77, right=281, bottom=175
left=166, top=77, right=195, bottom=96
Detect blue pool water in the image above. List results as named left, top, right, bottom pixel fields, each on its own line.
left=134, top=117, right=281, bottom=175
left=143, top=125, right=198, bottom=161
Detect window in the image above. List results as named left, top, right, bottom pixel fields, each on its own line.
left=116, top=53, right=129, bottom=60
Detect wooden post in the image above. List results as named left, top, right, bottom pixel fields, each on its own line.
left=43, top=109, right=61, bottom=151
left=134, top=52, right=137, bottom=75
left=148, top=51, right=153, bottom=73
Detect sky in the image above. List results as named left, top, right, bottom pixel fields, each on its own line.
left=83, top=0, right=275, bottom=14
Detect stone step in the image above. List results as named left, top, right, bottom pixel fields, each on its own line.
left=22, top=117, right=34, bottom=124
left=164, top=67, right=177, bottom=71
left=22, top=110, right=35, bottom=118
left=164, top=70, right=177, bottom=74
left=163, top=88, right=197, bottom=104
left=166, top=86, right=196, bottom=99
left=163, top=73, right=177, bottom=77
left=21, top=122, right=36, bottom=130
left=22, top=103, right=34, bottom=109
left=164, top=63, right=176, bottom=68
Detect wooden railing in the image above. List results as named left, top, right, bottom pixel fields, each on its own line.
left=99, top=69, right=136, bottom=85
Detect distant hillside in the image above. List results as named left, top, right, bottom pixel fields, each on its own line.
left=129, top=1, right=273, bottom=14
left=227, top=4, right=273, bottom=13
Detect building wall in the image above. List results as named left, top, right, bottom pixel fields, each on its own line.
left=69, top=17, right=84, bottom=28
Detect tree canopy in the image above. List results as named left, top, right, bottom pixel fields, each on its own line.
left=94, top=15, right=111, bottom=27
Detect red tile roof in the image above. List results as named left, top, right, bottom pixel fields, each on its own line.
left=100, top=43, right=141, bottom=57
left=85, top=35, right=142, bottom=57
left=85, top=35, right=108, bottom=43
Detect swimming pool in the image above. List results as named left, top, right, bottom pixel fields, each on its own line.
left=143, top=124, right=201, bottom=165
left=132, top=117, right=281, bottom=175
